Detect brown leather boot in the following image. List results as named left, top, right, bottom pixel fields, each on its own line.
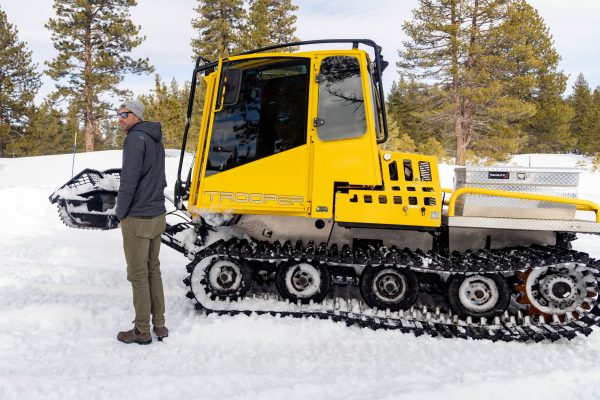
left=153, top=326, right=169, bottom=341
left=117, top=327, right=152, bottom=345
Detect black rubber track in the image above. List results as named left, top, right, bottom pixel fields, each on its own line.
left=183, top=238, right=600, bottom=342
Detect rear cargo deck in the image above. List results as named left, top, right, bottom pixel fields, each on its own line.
left=444, top=215, right=600, bottom=233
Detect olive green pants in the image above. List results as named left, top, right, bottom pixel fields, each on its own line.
left=120, top=214, right=166, bottom=333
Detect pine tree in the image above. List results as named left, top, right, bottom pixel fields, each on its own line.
left=417, top=137, right=445, bottom=159
left=140, top=75, right=205, bottom=151
left=140, top=76, right=186, bottom=149
left=590, top=89, right=600, bottom=155
left=524, top=77, right=575, bottom=153
left=387, top=79, right=421, bottom=138
left=17, top=100, right=82, bottom=156
left=46, top=0, right=153, bottom=152
left=379, top=115, right=416, bottom=153
left=400, top=0, right=506, bottom=164
left=95, top=115, right=120, bottom=151
left=191, top=0, right=246, bottom=61
left=0, top=6, right=41, bottom=157
left=496, top=1, right=572, bottom=153
left=246, top=0, right=299, bottom=49
left=386, top=78, right=448, bottom=149
left=399, top=0, right=564, bottom=163
left=568, top=73, right=595, bottom=154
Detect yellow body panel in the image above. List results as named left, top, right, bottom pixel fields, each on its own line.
left=335, top=152, right=442, bottom=227
left=190, top=145, right=310, bottom=216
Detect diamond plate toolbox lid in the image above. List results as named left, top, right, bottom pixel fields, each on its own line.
left=454, top=166, right=580, bottom=187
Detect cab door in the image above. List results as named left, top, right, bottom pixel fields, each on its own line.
left=191, top=56, right=313, bottom=217
left=308, top=52, right=383, bottom=218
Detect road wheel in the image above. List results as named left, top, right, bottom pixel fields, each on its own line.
left=204, top=256, right=253, bottom=300
left=360, top=265, right=419, bottom=311
left=447, top=274, right=510, bottom=318
left=276, top=262, right=331, bottom=304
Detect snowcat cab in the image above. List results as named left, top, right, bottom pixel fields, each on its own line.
left=51, top=40, right=600, bottom=342
left=176, top=40, right=442, bottom=232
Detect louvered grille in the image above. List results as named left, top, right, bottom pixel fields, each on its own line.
left=418, top=161, right=432, bottom=182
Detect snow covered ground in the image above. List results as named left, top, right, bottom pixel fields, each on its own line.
left=2, top=151, right=600, bottom=400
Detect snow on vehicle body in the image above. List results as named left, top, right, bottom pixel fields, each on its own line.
left=51, top=40, right=600, bottom=342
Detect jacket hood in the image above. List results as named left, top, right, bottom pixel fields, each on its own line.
left=131, top=121, right=162, bottom=142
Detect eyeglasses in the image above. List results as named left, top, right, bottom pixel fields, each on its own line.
left=117, top=111, right=132, bottom=119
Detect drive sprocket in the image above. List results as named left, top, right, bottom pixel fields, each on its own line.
left=515, top=263, right=599, bottom=322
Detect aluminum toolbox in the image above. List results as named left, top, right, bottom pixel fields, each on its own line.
left=453, top=166, right=580, bottom=220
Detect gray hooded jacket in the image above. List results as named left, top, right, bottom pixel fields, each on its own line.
left=116, top=121, right=167, bottom=220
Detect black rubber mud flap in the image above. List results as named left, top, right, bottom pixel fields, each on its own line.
left=49, top=168, right=121, bottom=230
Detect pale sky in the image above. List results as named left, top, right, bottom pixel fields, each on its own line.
left=3, top=0, right=600, bottom=105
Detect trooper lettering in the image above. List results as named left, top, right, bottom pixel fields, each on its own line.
left=249, top=193, right=263, bottom=204
left=204, top=191, right=304, bottom=207
left=220, top=192, right=234, bottom=202
left=205, top=191, right=219, bottom=202
left=235, top=192, right=249, bottom=202
left=264, top=194, right=277, bottom=204
left=278, top=195, right=291, bottom=205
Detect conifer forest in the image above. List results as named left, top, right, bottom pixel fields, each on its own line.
left=1, top=0, right=599, bottom=164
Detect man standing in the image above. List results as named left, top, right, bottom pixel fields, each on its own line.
left=115, top=100, right=169, bottom=345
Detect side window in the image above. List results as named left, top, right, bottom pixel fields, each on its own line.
left=317, top=56, right=366, bottom=141
left=205, top=58, right=310, bottom=176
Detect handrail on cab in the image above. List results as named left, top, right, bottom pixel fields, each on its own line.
left=443, top=187, right=600, bottom=223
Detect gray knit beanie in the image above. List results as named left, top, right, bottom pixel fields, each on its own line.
left=121, top=100, right=145, bottom=121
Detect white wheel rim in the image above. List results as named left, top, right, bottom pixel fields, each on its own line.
left=284, top=263, right=321, bottom=298
left=207, top=259, right=243, bottom=292
left=372, top=269, right=408, bottom=304
left=458, top=275, right=499, bottom=313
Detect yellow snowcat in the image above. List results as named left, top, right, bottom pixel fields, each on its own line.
left=50, top=39, right=600, bottom=342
